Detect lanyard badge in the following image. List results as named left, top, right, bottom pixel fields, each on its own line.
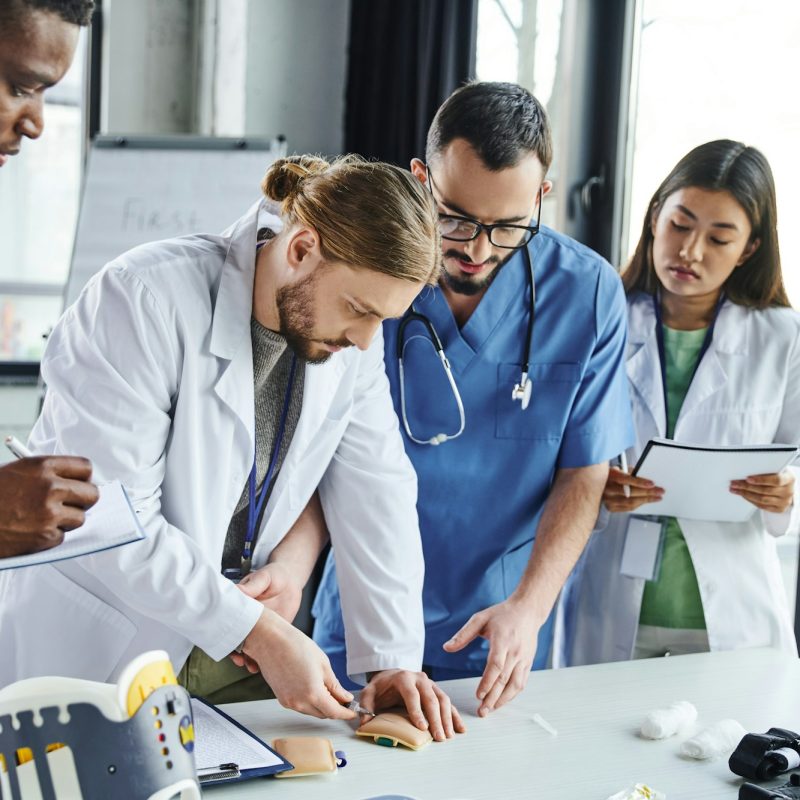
left=652, top=291, right=723, bottom=436
left=620, top=516, right=666, bottom=581
left=226, top=355, right=298, bottom=582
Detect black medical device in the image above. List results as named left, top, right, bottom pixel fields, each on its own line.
left=730, top=728, right=800, bottom=781
left=739, top=773, right=800, bottom=799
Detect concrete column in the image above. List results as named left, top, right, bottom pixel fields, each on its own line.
left=102, top=0, right=198, bottom=134
left=101, top=0, right=350, bottom=153
left=243, top=0, right=350, bottom=154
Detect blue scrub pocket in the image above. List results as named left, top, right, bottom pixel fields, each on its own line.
left=495, top=362, right=581, bottom=439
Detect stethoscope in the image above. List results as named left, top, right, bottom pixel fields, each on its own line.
left=397, top=244, right=536, bottom=446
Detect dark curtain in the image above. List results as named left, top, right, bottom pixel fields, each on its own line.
left=345, top=0, right=478, bottom=166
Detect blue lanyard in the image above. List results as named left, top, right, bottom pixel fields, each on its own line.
left=652, top=291, right=723, bottom=438
left=242, top=354, right=298, bottom=569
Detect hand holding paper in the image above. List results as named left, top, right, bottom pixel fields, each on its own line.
left=730, top=468, right=795, bottom=514
left=0, top=480, right=142, bottom=570
left=603, top=467, right=664, bottom=514
left=0, top=454, right=100, bottom=559
left=632, top=439, right=798, bottom=522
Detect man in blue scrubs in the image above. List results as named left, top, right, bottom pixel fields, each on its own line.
left=313, top=82, right=633, bottom=715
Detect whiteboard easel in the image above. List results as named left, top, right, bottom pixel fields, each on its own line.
left=64, top=135, right=286, bottom=308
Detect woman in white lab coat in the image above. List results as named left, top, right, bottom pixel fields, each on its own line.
left=562, top=140, right=800, bottom=665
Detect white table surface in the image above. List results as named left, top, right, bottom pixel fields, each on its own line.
left=206, top=648, right=800, bottom=800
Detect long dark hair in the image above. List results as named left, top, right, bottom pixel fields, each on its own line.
left=623, top=139, right=789, bottom=308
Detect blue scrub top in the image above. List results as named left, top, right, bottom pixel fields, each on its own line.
left=313, top=226, right=634, bottom=677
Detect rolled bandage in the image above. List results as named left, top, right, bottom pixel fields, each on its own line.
left=680, top=719, right=747, bottom=760
left=640, top=700, right=697, bottom=740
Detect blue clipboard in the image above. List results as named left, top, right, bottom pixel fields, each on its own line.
left=191, top=697, right=293, bottom=785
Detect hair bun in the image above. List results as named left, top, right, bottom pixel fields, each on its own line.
left=261, top=155, right=330, bottom=203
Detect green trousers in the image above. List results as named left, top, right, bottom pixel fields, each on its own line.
left=177, top=646, right=275, bottom=705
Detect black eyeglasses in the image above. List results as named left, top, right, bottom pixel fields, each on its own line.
left=426, top=166, right=542, bottom=249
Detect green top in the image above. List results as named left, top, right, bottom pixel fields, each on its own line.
left=639, top=324, right=708, bottom=630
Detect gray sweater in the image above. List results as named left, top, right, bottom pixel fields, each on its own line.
left=221, top=317, right=305, bottom=572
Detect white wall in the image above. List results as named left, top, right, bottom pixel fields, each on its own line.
left=102, top=0, right=198, bottom=134
left=102, top=0, right=351, bottom=154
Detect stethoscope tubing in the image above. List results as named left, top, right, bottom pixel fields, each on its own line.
left=397, top=244, right=536, bottom=444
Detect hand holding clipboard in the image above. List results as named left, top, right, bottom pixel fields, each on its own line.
left=605, top=461, right=665, bottom=514
left=628, top=438, right=798, bottom=522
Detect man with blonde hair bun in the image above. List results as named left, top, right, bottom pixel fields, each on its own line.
left=0, top=155, right=464, bottom=740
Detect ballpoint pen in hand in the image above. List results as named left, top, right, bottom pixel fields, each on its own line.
left=4, top=435, right=33, bottom=460
left=619, top=450, right=631, bottom=498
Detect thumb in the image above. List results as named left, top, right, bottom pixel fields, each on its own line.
left=443, top=614, right=484, bottom=653
left=324, top=667, right=354, bottom=705
left=358, top=682, right=377, bottom=711
left=237, top=568, right=272, bottom=598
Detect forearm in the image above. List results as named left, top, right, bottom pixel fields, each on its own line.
left=267, top=490, right=329, bottom=585
left=512, top=462, right=609, bottom=621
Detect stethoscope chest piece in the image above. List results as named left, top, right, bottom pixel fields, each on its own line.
left=398, top=242, right=537, bottom=444
left=512, top=375, right=532, bottom=411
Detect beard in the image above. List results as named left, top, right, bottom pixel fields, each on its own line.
left=440, top=247, right=519, bottom=296
left=276, top=272, right=351, bottom=365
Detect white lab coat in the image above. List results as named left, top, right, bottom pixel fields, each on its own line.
left=0, top=200, right=425, bottom=687
left=559, top=292, right=800, bottom=665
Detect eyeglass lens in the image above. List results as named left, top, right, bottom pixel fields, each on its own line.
left=438, top=217, right=534, bottom=248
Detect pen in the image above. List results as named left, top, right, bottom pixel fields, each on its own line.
left=347, top=699, right=376, bottom=717
left=197, top=762, right=239, bottom=774
left=4, top=435, right=33, bottom=460
left=197, top=762, right=241, bottom=782
left=619, top=450, right=631, bottom=498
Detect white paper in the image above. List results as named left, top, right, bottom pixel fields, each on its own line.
left=620, top=517, right=663, bottom=580
left=0, top=480, right=145, bottom=570
left=633, top=438, right=798, bottom=522
left=191, top=699, right=284, bottom=772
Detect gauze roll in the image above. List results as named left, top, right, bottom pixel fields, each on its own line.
left=640, top=700, right=697, bottom=740
left=680, top=719, right=748, bottom=760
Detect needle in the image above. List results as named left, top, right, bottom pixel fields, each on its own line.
left=347, top=699, right=377, bottom=717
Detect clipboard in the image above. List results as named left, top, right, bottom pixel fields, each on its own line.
left=190, top=697, right=293, bottom=785
left=0, top=481, right=146, bottom=570
left=632, top=438, right=798, bottom=522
